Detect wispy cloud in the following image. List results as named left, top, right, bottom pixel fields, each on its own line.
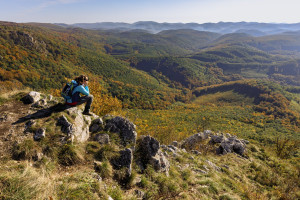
left=37, top=0, right=86, bottom=9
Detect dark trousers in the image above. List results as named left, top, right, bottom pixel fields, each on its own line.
left=77, top=95, right=93, bottom=111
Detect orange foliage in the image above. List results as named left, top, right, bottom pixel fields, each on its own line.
left=88, top=81, right=122, bottom=116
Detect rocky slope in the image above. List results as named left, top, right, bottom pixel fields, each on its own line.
left=0, top=92, right=298, bottom=200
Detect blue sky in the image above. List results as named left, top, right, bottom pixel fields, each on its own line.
left=0, top=0, right=299, bottom=24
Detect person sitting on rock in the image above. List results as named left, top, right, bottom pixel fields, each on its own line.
left=65, top=75, right=93, bottom=115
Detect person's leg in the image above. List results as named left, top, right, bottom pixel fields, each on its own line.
left=77, top=95, right=93, bottom=113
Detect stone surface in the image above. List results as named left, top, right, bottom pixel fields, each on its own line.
left=57, top=107, right=94, bottom=142
left=22, top=91, right=41, bottom=104
left=34, top=127, right=45, bottom=141
left=181, top=132, right=208, bottom=150
left=206, top=160, right=221, bottom=172
left=57, top=115, right=74, bottom=136
left=105, top=116, right=137, bottom=146
left=94, top=133, right=110, bottom=144
left=136, top=135, right=170, bottom=175
left=89, top=118, right=104, bottom=133
left=111, top=148, right=133, bottom=176
left=216, top=137, right=247, bottom=156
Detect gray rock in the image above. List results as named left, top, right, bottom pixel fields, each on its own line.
left=136, top=135, right=170, bottom=175
left=241, top=139, right=250, bottom=144
left=48, top=95, right=53, bottom=101
left=216, top=137, right=246, bottom=156
left=57, top=107, right=94, bottom=143
left=149, top=150, right=170, bottom=174
left=31, top=99, right=47, bottom=108
left=22, top=91, right=41, bottom=104
left=191, top=150, right=201, bottom=155
left=204, top=130, right=213, bottom=137
left=94, top=133, right=110, bottom=144
left=105, top=116, right=137, bottom=146
left=171, top=141, right=179, bottom=147
left=24, top=120, right=35, bottom=133
left=34, top=128, right=45, bottom=141
left=181, top=132, right=207, bottom=150
left=57, top=115, right=74, bottom=136
left=135, top=189, right=145, bottom=199
left=89, top=118, right=104, bottom=133
left=111, top=148, right=133, bottom=176
left=225, top=133, right=232, bottom=138
left=206, top=160, right=221, bottom=172
left=32, top=150, right=43, bottom=161
left=210, top=135, right=224, bottom=144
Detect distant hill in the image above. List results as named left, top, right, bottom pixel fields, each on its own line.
left=60, top=21, right=300, bottom=36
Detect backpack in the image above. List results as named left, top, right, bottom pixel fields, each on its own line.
left=61, top=81, right=78, bottom=100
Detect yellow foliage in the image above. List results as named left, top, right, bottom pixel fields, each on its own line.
left=88, top=81, right=122, bottom=116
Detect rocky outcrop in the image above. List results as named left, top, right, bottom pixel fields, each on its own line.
left=105, top=116, right=137, bottom=146
left=136, top=135, right=170, bottom=175
left=210, top=134, right=247, bottom=156
left=111, top=148, right=133, bottom=177
left=56, top=107, right=97, bottom=142
left=181, top=130, right=210, bottom=150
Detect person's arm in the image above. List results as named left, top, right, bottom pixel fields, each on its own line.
left=78, top=85, right=89, bottom=96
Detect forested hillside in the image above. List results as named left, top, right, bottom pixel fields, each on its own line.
left=0, top=21, right=299, bottom=200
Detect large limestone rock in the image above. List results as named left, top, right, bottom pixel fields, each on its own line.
left=136, top=135, right=170, bottom=175
left=22, top=91, right=41, bottom=104
left=66, top=107, right=94, bottom=142
left=56, top=107, right=96, bottom=142
left=105, top=116, right=137, bottom=146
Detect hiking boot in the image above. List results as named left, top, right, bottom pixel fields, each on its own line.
left=82, top=110, right=92, bottom=116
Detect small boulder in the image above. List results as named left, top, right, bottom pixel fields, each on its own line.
left=34, top=128, right=45, bottom=141
left=57, top=115, right=74, bottom=136
left=89, top=118, right=104, bottom=133
left=24, top=120, right=35, bottom=133
left=22, top=91, right=41, bottom=104
left=181, top=132, right=208, bottom=150
left=171, top=141, right=179, bottom=147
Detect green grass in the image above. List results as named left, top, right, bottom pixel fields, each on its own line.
left=192, top=90, right=255, bottom=106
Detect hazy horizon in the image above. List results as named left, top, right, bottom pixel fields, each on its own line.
left=0, top=0, right=299, bottom=24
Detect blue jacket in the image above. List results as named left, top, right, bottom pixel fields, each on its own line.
left=66, top=80, right=90, bottom=104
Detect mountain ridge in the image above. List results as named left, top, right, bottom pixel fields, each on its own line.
left=56, top=21, right=300, bottom=35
